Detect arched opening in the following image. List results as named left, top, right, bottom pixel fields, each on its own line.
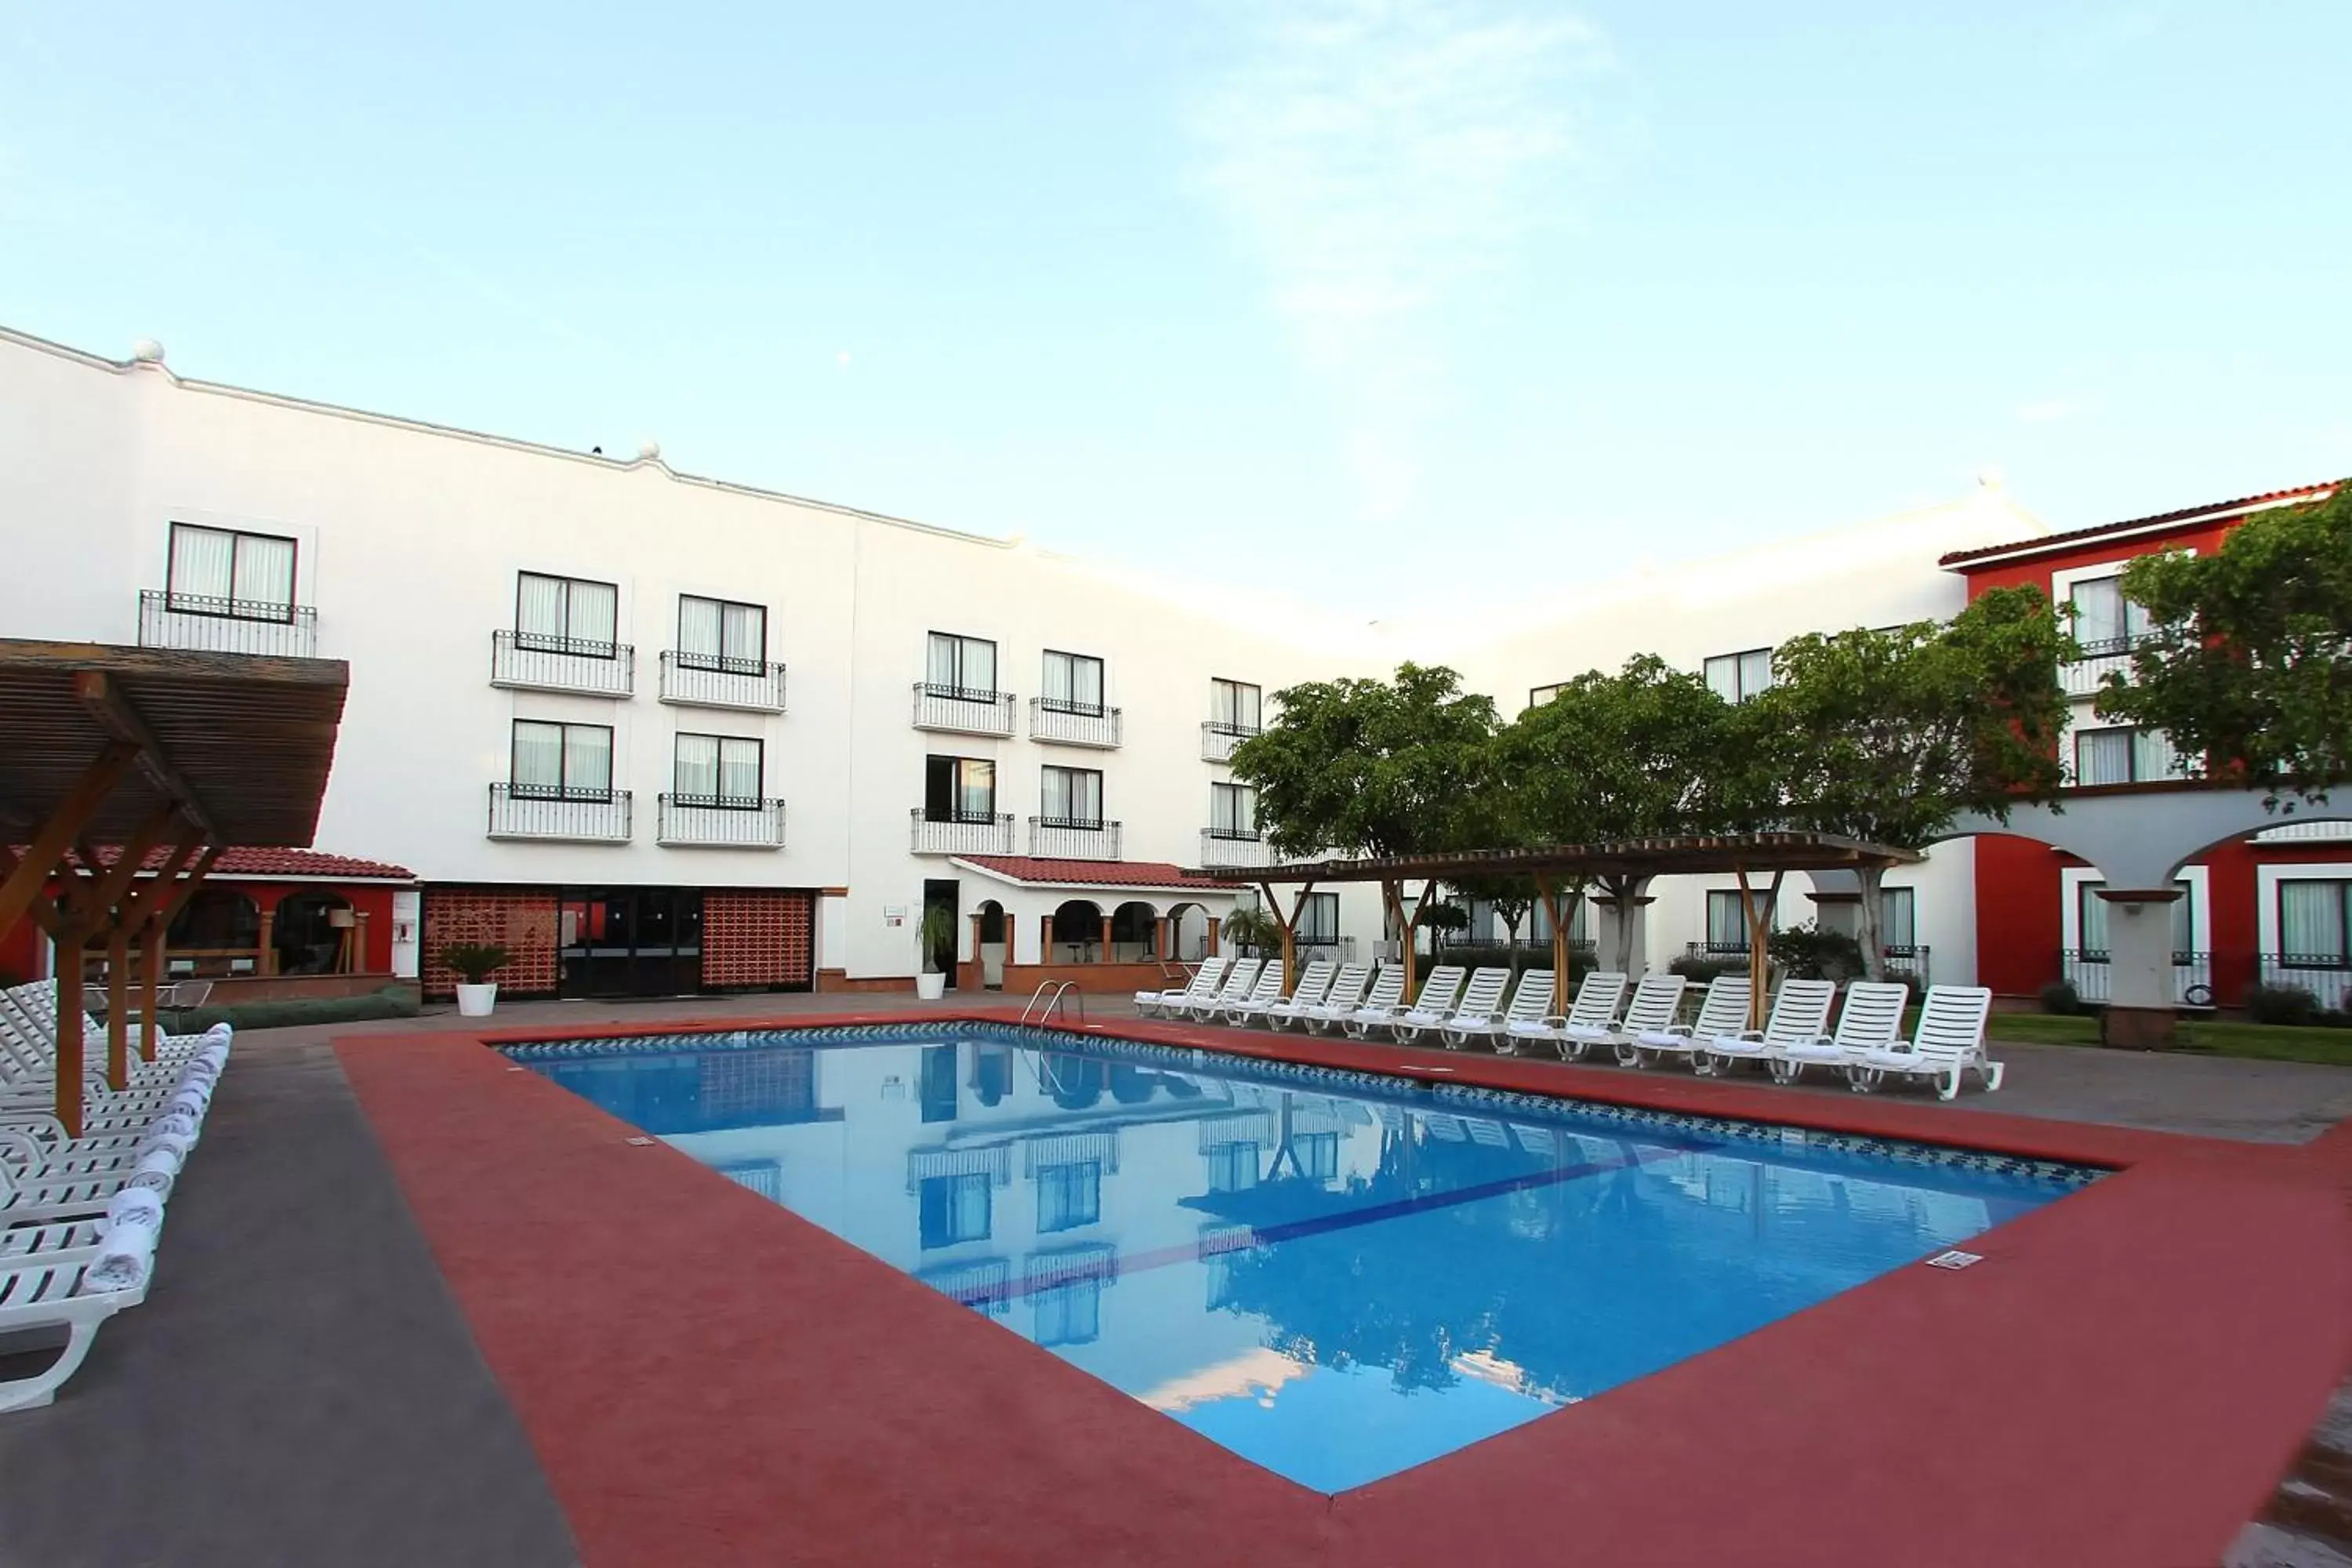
left=1109, top=900, right=1157, bottom=963
left=165, top=888, right=261, bottom=977
left=1049, top=898, right=1104, bottom=964
left=975, top=899, right=1008, bottom=990
left=1166, top=902, right=1211, bottom=961
left=274, top=891, right=354, bottom=975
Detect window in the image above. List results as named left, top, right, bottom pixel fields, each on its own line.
left=516, top=572, right=619, bottom=655
left=166, top=523, right=296, bottom=620
left=1209, top=678, right=1262, bottom=735
left=510, top=721, right=614, bottom=800
left=919, top=1045, right=959, bottom=1123
left=2278, top=881, right=2351, bottom=966
left=926, top=632, right=998, bottom=699
left=2068, top=575, right=2153, bottom=656
left=1210, top=782, right=1259, bottom=839
left=1032, top=1279, right=1102, bottom=1346
left=916, top=1172, right=992, bottom=1249
left=1705, top=890, right=1750, bottom=951
left=1206, top=1142, right=1261, bottom=1193
left=673, top=733, right=762, bottom=805
left=1297, top=891, right=1340, bottom=946
left=1041, top=651, right=1105, bottom=716
left=2073, top=725, right=2181, bottom=786
left=1880, top=887, right=1918, bottom=950
left=1703, top=648, right=1773, bottom=704
left=924, top=756, right=996, bottom=822
left=1530, top=898, right=1592, bottom=946
left=1294, top=1133, right=1340, bottom=1182
left=2077, top=879, right=2194, bottom=959
left=676, top=595, right=767, bottom=673
left=1036, top=1161, right=1102, bottom=1232
left=1528, top=682, right=1568, bottom=709
left=1040, top=766, right=1103, bottom=827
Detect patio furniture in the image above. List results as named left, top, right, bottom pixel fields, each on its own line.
left=1769, top=981, right=1908, bottom=1084
left=1454, top=969, right=1555, bottom=1052
left=1364, top=964, right=1465, bottom=1043
left=1697, top=978, right=1838, bottom=1076
left=1847, top=985, right=2003, bottom=1100
left=1505, top=971, right=1627, bottom=1059
left=1212, top=961, right=1287, bottom=1025
left=1265, top=963, right=1360, bottom=1031
left=1136, top=956, right=1228, bottom=1018
left=1230, top=960, right=1330, bottom=1028
left=1327, top=964, right=1408, bottom=1036
left=1620, top=975, right=1744, bottom=1069
left=1176, top=959, right=1262, bottom=1022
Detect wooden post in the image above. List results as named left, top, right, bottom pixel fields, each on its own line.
left=257, top=904, right=278, bottom=976
left=105, top=924, right=132, bottom=1091
left=1155, top=916, right=1171, bottom=961
left=118, top=843, right=219, bottom=1062
left=1734, top=867, right=1785, bottom=1033
left=1099, top=913, right=1113, bottom=964
left=1204, top=917, right=1219, bottom=957
left=1537, top=876, right=1569, bottom=1014
left=0, top=743, right=136, bottom=942
left=141, top=918, right=167, bottom=1062
left=56, top=922, right=90, bottom=1138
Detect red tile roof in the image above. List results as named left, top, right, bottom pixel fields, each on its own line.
left=949, top=856, right=1239, bottom=891
left=1939, top=481, right=2336, bottom=569
left=49, top=844, right=416, bottom=880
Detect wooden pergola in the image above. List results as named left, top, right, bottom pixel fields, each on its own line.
left=0, top=640, right=348, bottom=1134
left=1210, top=832, right=1921, bottom=1031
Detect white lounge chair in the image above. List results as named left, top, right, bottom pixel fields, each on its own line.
left=1848, top=985, right=2003, bottom=1100
left=1506, top=971, right=1627, bottom=1059
left=1325, top=964, right=1406, bottom=1036
left=1267, top=963, right=1364, bottom=1031
left=0, top=1188, right=163, bottom=1412
left=1229, top=960, right=1330, bottom=1028
left=1300, top=964, right=1377, bottom=1033
left=1620, top=975, right=1744, bottom=1069
left=1697, top=978, right=1838, bottom=1076
left=1134, top=956, right=1229, bottom=1018
left=1404, top=967, right=1504, bottom=1047
left=1769, top=981, right=1908, bottom=1084
left=1177, top=958, right=1263, bottom=1022
left=1212, top=961, right=1287, bottom=1025
left=1451, top=969, right=1553, bottom=1051
left=1370, top=965, right=1465, bottom=1044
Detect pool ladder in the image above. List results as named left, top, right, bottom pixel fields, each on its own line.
left=1020, top=981, right=1086, bottom=1025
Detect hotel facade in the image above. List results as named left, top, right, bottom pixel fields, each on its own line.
left=2, top=324, right=2343, bottom=1011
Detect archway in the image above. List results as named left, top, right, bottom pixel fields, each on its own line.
left=1166, top=902, right=1211, bottom=961
left=1049, top=898, right=1105, bottom=964
left=1109, top=900, right=1157, bottom=963
left=974, top=899, right=1008, bottom=990
left=274, top=891, right=354, bottom=975
left=165, top=887, right=260, bottom=977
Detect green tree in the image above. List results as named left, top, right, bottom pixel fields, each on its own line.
left=2097, top=483, right=2352, bottom=804
left=1755, top=586, right=2070, bottom=978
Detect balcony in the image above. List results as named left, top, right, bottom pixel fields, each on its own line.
left=1200, top=828, right=1274, bottom=869
left=492, top=630, right=635, bottom=697
left=2060, top=948, right=2214, bottom=1007
left=1201, top=722, right=1259, bottom=764
left=487, top=784, right=632, bottom=842
left=913, top=683, right=1014, bottom=737
left=138, top=590, right=318, bottom=658
left=2257, top=954, right=2352, bottom=1010
left=659, top=652, right=786, bottom=713
left=1030, top=817, right=1120, bottom=860
left=1029, top=699, right=1122, bottom=749
left=2060, top=633, right=2156, bottom=699
left=2253, top=820, right=2352, bottom=844
left=910, top=809, right=1015, bottom=855
left=658, top=794, right=786, bottom=848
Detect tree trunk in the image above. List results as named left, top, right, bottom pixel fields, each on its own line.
left=1854, top=864, right=1887, bottom=982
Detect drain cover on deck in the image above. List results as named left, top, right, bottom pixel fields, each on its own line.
left=1926, top=1249, right=1984, bottom=1270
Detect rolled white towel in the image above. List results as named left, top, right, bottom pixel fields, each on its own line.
left=205, top=1022, right=234, bottom=1045
left=137, top=1130, right=194, bottom=1167
left=194, top=1040, right=230, bottom=1073
left=173, top=1069, right=216, bottom=1100
left=76, top=1221, right=158, bottom=1296
left=104, top=1184, right=165, bottom=1232
left=167, top=1083, right=211, bottom=1112
left=125, top=1145, right=180, bottom=1197
left=145, top=1112, right=199, bottom=1144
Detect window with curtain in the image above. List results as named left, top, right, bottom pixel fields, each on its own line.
left=1530, top=898, right=1593, bottom=945
left=1036, top=1161, right=1102, bottom=1232
left=1209, top=678, right=1262, bottom=734
left=1031, top=1279, right=1102, bottom=1346
left=1295, top=1133, right=1340, bottom=1182
left=923, top=756, right=995, bottom=822
left=2073, top=725, right=2182, bottom=785
left=916, top=1173, right=992, bottom=1249
left=1040, top=767, right=1103, bottom=826
left=673, top=733, right=763, bottom=805
left=919, top=1046, right=959, bottom=1123
left=510, top=720, right=613, bottom=799
left=1210, top=782, right=1258, bottom=838
left=2067, top=575, right=2153, bottom=655
left=1705, top=890, right=1753, bottom=950
left=1041, top=651, right=1105, bottom=715
left=925, top=632, right=997, bottom=699
left=167, top=523, right=296, bottom=619
left=515, top=572, right=619, bottom=655
left=1206, top=1142, right=1261, bottom=1193
left=1881, top=887, right=1918, bottom=949
left=676, top=595, right=766, bottom=672
left=2076, top=879, right=2194, bottom=958
left=1703, top=648, right=1773, bottom=704
left=1297, top=891, right=1340, bottom=946
left=2279, top=881, right=2351, bottom=965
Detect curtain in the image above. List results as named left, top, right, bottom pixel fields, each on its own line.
left=674, top=733, right=719, bottom=797
left=233, top=533, right=296, bottom=609
left=2071, top=577, right=2125, bottom=647
left=957, top=760, right=994, bottom=819
left=718, top=738, right=762, bottom=800
left=512, top=722, right=564, bottom=792
left=2078, top=880, right=2193, bottom=953
left=1738, top=649, right=1771, bottom=700
left=2280, top=883, right=2345, bottom=960
left=1707, top=891, right=1745, bottom=949
left=1044, top=652, right=1074, bottom=706
left=168, top=525, right=236, bottom=602
left=1033, top=1280, right=1100, bottom=1345
left=568, top=581, right=617, bottom=647
left=1036, top=1163, right=1100, bottom=1232
left=564, top=726, right=612, bottom=795
left=1299, top=892, right=1338, bottom=945
left=1045, top=770, right=1099, bottom=822
left=721, top=601, right=764, bottom=664
left=1067, top=656, right=1102, bottom=712
left=2074, top=728, right=2133, bottom=786
left=927, top=632, right=959, bottom=688
left=2134, top=729, right=2182, bottom=781
left=677, top=596, right=722, bottom=659
left=517, top=574, right=567, bottom=640
left=1882, top=887, right=1917, bottom=948
left=1212, top=784, right=1255, bottom=834
left=962, top=637, right=995, bottom=695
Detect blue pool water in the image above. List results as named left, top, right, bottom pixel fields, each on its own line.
left=516, top=1023, right=2092, bottom=1494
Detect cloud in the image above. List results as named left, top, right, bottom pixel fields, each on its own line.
left=1186, top=0, right=1606, bottom=520
left=2016, top=397, right=2093, bottom=423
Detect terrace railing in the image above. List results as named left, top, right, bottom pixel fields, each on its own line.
left=2060, top=632, right=2158, bottom=698
left=1200, top=721, right=1260, bottom=764
left=1030, top=817, right=1121, bottom=860
left=1199, top=828, right=1273, bottom=869
left=2060, top=948, right=2214, bottom=1007
left=488, top=784, right=633, bottom=842
left=910, top=809, right=1015, bottom=855
left=491, top=630, right=635, bottom=697
left=138, top=590, right=318, bottom=658
left=659, top=651, right=786, bottom=713
left=2256, top=953, right=2352, bottom=1010
left=912, top=682, right=1015, bottom=737
left=657, top=794, right=786, bottom=848
left=1029, top=699, right=1122, bottom=749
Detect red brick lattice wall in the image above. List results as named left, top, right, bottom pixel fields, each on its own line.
left=423, top=887, right=559, bottom=998
left=703, top=891, right=815, bottom=990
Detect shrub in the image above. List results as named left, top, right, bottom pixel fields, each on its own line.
left=2038, top=980, right=2083, bottom=1016
left=1669, top=954, right=1748, bottom=984
left=1433, top=943, right=1594, bottom=980
left=440, top=942, right=514, bottom=984
left=1769, top=922, right=1864, bottom=982
left=2246, top=984, right=2321, bottom=1027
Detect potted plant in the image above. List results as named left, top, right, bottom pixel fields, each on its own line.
left=442, top=942, right=513, bottom=1018
left=1221, top=905, right=1280, bottom=958
left=914, top=906, right=957, bottom=1000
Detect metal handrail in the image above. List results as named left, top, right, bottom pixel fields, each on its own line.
left=1019, top=982, right=1086, bottom=1025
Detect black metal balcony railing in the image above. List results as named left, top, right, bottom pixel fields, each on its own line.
left=912, top=683, right=1015, bottom=736
left=909, top=808, right=1015, bottom=855
left=2258, top=953, right=2352, bottom=1010
left=1199, top=827, right=1272, bottom=869
left=2060, top=948, right=2213, bottom=1006
left=139, top=590, right=318, bottom=657
left=2060, top=632, right=2159, bottom=698
left=487, top=784, right=632, bottom=842
left=491, top=630, right=635, bottom=696
left=1029, top=817, right=1120, bottom=860
left=657, top=793, right=786, bottom=848
left=1029, top=699, right=1123, bottom=749
left=1201, top=721, right=1261, bottom=764
left=659, top=652, right=786, bottom=713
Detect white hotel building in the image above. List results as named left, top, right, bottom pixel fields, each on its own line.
left=5, top=324, right=2340, bottom=1007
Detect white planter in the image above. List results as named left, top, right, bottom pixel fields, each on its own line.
left=455, top=982, right=499, bottom=1018
left=915, top=971, right=947, bottom=1001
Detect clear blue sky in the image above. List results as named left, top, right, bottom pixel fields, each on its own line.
left=5, top=2, right=2347, bottom=614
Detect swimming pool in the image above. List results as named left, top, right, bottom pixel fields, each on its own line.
left=512, top=1022, right=2095, bottom=1494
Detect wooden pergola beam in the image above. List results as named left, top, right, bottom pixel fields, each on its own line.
left=0, top=742, right=136, bottom=939
left=75, top=671, right=221, bottom=842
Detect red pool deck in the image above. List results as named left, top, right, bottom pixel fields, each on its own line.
left=340, top=1010, right=2352, bottom=1568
